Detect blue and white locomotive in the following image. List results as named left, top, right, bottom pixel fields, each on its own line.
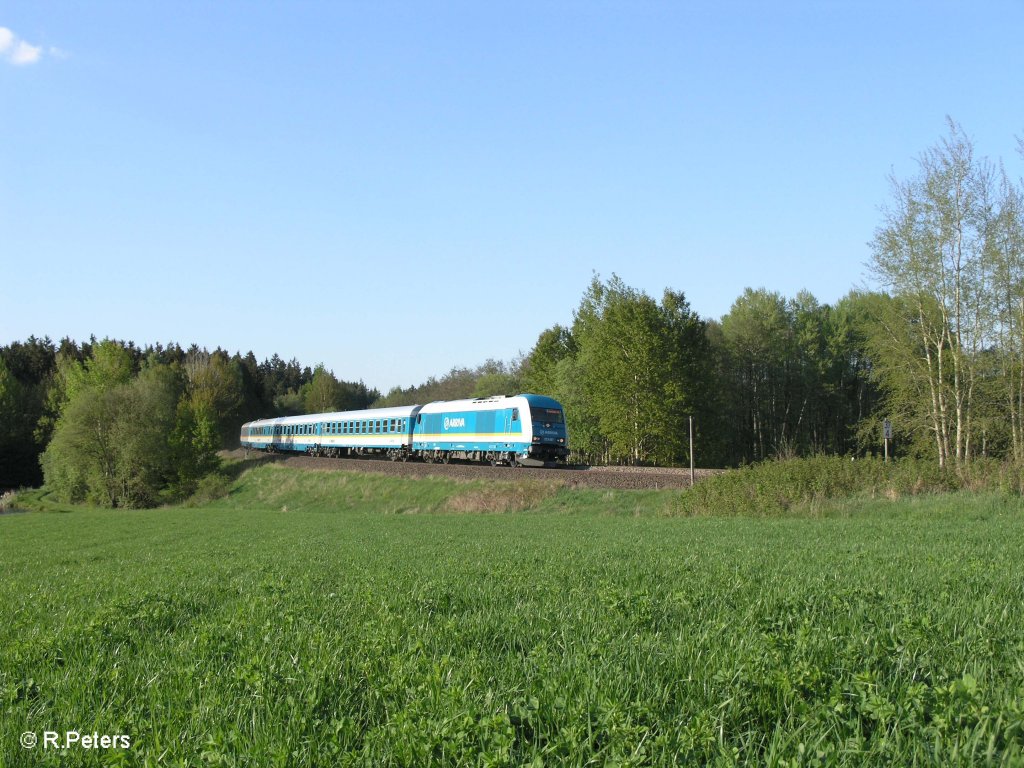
left=239, top=394, right=569, bottom=467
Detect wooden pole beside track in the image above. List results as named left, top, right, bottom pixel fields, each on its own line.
left=689, top=415, right=695, bottom=487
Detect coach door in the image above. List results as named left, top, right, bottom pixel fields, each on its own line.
left=504, top=407, right=520, bottom=435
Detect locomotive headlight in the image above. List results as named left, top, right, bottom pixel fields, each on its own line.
left=558, top=438, right=564, bottom=443
left=532, top=436, right=540, bottom=442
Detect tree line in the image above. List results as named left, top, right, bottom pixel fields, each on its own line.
left=0, top=339, right=377, bottom=502
left=377, top=121, right=1024, bottom=470
left=2, top=120, right=1021, bottom=503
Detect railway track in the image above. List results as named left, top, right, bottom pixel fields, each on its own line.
left=224, top=450, right=719, bottom=490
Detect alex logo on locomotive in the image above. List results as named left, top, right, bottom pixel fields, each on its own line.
left=442, top=417, right=466, bottom=430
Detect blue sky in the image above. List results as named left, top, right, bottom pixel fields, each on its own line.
left=3, top=1, right=1023, bottom=393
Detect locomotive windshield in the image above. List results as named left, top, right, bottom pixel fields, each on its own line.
left=530, top=407, right=564, bottom=424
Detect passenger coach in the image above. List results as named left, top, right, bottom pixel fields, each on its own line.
left=240, top=394, right=569, bottom=466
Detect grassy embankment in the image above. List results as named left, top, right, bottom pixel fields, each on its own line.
left=2, top=462, right=1023, bottom=766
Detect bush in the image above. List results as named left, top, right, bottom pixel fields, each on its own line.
left=185, top=472, right=234, bottom=506
left=676, top=456, right=1018, bottom=517
left=0, top=490, right=17, bottom=512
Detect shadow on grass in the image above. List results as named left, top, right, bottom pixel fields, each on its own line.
left=219, top=450, right=289, bottom=482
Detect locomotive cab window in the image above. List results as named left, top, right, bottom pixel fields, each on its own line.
left=530, top=407, right=564, bottom=424
left=512, top=408, right=519, bottom=421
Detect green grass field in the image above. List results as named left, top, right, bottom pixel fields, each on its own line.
left=2, top=465, right=1024, bottom=766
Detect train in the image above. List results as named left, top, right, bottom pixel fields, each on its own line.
left=239, top=393, right=569, bottom=467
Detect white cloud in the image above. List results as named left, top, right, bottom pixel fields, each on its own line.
left=11, top=40, right=41, bottom=65
left=0, top=26, right=53, bottom=66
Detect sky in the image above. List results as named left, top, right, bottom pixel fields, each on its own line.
left=3, top=1, right=1023, bottom=393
